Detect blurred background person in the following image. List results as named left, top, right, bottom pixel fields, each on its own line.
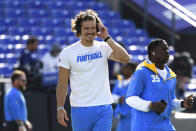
left=41, top=43, right=61, bottom=89
left=3, top=70, right=32, bottom=131
left=170, top=51, right=194, bottom=99
left=41, top=43, right=61, bottom=73
left=17, top=37, right=43, bottom=91
left=112, top=62, right=137, bottom=131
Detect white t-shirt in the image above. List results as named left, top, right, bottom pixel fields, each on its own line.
left=42, top=52, right=59, bottom=73
left=156, top=67, right=167, bottom=81
left=58, top=40, right=113, bottom=107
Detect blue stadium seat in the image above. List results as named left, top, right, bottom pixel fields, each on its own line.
left=0, top=27, right=7, bottom=35
left=14, top=43, right=25, bottom=52
left=0, top=36, right=21, bottom=45
left=6, top=53, right=19, bottom=64
left=8, top=27, right=30, bottom=36
left=0, top=64, right=13, bottom=78
left=138, top=38, right=151, bottom=45
left=0, top=38, right=12, bottom=45
left=0, top=54, right=6, bottom=63
left=3, top=44, right=15, bottom=53
left=4, top=18, right=17, bottom=27
left=109, top=28, right=123, bottom=37
left=65, top=28, right=74, bottom=36
left=41, top=19, right=65, bottom=27
left=113, top=19, right=135, bottom=29
left=0, top=19, right=6, bottom=27
left=55, top=0, right=73, bottom=2
left=28, top=9, right=50, bottom=19
left=87, top=2, right=109, bottom=11
left=53, top=28, right=67, bottom=37
left=55, top=37, right=68, bottom=45
left=51, top=10, right=70, bottom=19
left=46, top=1, right=66, bottom=10
left=67, top=36, right=79, bottom=44
left=69, top=2, right=87, bottom=10
left=128, top=49, right=147, bottom=56
left=31, top=27, right=53, bottom=36
left=18, top=18, right=41, bottom=27
left=5, top=1, right=26, bottom=9
left=45, top=37, right=57, bottom=45
left=38, top=44, right=50, bottom=55
left=5, top=9, right=26, bottom=19
left=135, top=29, right=148, bottom=37
left=0, top=2, right=5, bottom=9
left=99, top=11, right=120, bottom=20
left=54, top=27, right=73, bottom=37
left=123, top=37, right=138, bottom=47
left=27, top=1, right=46, bottom=9
left=0, top=9, right=5, bottom=17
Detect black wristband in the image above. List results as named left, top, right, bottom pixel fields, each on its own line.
left=181, top=101, right=184, bottom=108
left=104, top=35, right=111, bottom=42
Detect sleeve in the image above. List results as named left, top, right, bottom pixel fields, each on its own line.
left=171, top=77, right=177, bottom=99
left=126, top=68, right=146, bottom=98
left=126, top=96, right=152, bottom=112
left=172, top=98, right=185, bottom=111
left=58, top=48, right=70, bottom=69
left=102, top=42, right=113, bottom=59
left=9, top=94, right=23, bottom=120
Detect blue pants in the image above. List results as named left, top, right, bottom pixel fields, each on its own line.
left=116, top=112, right=132, bottom=131
left=71, top=105, right=113, bottom=131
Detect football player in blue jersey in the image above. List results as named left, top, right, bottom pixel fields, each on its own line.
left=126, top=38, right=194, bottom=131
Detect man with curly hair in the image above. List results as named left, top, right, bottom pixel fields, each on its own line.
left=56, top=9, right=130, bottom=131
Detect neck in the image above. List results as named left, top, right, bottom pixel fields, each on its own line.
left=154, top=62, right=164, bottom=70
left=150, top=59, right=164, bottom=70
left=81, top=39, right=93, bottom=47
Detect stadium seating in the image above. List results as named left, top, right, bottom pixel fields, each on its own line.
left=0, top=0, right=159, bottom=77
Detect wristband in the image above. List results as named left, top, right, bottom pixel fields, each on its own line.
left=104, top=35, right=111, bottom=42
left=181, top=101, right=184, bottom=108
left=57, top=107, right=64, bottom=111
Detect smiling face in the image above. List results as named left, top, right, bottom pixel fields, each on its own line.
left=80, top=20, right=97, bottom=45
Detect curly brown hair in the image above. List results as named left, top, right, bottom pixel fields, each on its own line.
left=71, top=9, right=102, bottom=37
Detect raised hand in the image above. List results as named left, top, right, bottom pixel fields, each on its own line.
left=97, top=24, right=109, bottom=40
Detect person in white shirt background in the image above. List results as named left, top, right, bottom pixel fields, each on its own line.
left=42, top=43, right=61, bottom=73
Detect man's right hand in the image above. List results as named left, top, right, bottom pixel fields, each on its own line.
left=150, top=101, right=167, bottom=115
left=57, top=109, right=69, bottom=127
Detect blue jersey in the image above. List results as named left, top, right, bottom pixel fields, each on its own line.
left=126, top=60, right=177, bottom=131
left=112, top=75, right=132, bottom=117
left=4, top=87, right=27, bottom=122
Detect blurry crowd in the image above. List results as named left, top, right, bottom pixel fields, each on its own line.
left=15, top=36, right=61, bottom=92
